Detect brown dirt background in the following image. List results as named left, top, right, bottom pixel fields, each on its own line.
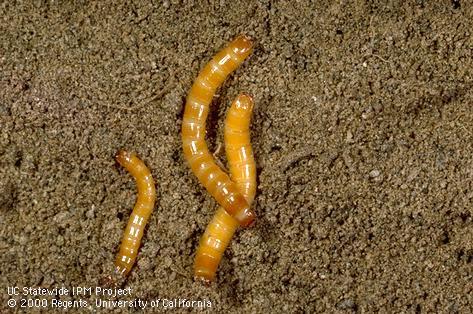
left=1, top=1, right=472, bottom=313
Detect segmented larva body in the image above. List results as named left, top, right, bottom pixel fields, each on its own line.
left=194, top=94, right=256, bottom=282
left=114, top=150, right=156, bottom=276
left=182, top=35, right=256, bottom=227
left=223, top=94, right=256, bottom=204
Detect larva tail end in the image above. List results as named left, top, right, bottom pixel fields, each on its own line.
left=99, top=270, right=126, bottom=289
left=194, top=254, right=218, bottom=283
left=194, top=273, right=214, bottom=285
left=236, top=208, right=256, bottom=228
left=113, top=264, right=130, bottom=278
left=98, top=275, right=116, bottom=288
left=232, top=34, right=253, bottom=57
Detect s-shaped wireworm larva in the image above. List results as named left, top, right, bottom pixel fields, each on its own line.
left=194, top=94, right=256, bottom=282
left=181, top=35, right=255, bottom=227
left=114, top=150, right=156, bottom=276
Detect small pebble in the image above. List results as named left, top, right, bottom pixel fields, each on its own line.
left=346, top=130, right=354, bottom=143
left=337, top=298, right=356, bottom=310
left=369, top=169, right=380, bottom=178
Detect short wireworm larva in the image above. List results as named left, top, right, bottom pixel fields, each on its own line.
left=182, top=35, right=256, bottom=227
left=223, top=94, right=256, bottom=204
left=194, top=94, right=256, bottom=282
left=114, top=150, right=156, bottom=276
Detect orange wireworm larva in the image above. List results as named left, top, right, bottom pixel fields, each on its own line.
left=181, top=35, right=256, bottom=227
left=114, top=150, right=156, bottom=276
left=194, top=94, right=256, bottom=282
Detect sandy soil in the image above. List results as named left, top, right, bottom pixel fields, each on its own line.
left=1, top=1, right=472, bottom=313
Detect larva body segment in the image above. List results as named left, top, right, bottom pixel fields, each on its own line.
left=194, top=94, right=256, bottom=282
left=182, top=35, right=255, bottom=227
left=114, top=150, right=156, bottom=276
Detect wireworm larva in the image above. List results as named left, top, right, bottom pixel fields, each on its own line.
left=194, top=94, right=256, bottom=282
left=223, top=94, right=256, bottom=205
left=181, top=35, right=256, bottom=227
left=114, top=150, right=156, bottom=276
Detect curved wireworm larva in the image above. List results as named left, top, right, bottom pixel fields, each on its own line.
left=181, top=35, right=256, bottom=227
left=114, top=150, right=156, bottom=276
left=194, top=94, right=256, bottom=282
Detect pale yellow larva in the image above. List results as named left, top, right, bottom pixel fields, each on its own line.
left=194, top=94, right=256, bottom=283
left=114, top=150, right=156, bottom=276
left=181, top=35, right=256, bottom=227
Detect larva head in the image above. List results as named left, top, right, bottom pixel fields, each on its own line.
left=115, top=149, right=134, bottom=166
left=235, top=206, right=256, bottom=228
left=230, top=34, right=253, bottom=60
left=234, top=93, right=254, bottom=113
